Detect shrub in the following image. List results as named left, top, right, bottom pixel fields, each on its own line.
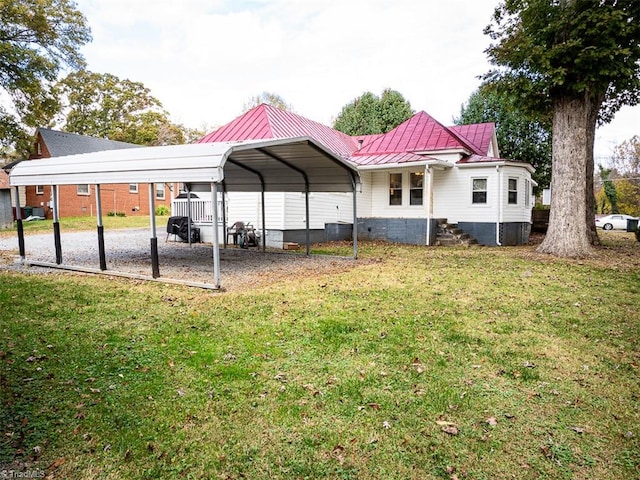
left=156, top=205, right=170, bottom=216
left=107, top=212, right=126, bottom=217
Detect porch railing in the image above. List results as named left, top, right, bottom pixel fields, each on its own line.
left=171, top=198, right=214, bottom=223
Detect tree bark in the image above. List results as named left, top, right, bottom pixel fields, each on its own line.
left=537, top=91, right=602, bottom=257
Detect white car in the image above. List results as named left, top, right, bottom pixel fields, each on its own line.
left=595, top=214, right=638, bottom=230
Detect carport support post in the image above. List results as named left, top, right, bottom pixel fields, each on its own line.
left=14, top=187, right=25, bottom=261
left=95, top=184, right=107, bottom=270
left=305, top=189, right=310, bottom=255
left=261, top=190, right=266, bottom=252
left=222, top=184, right=228, bottom=248
left=52, top=185, right=62, bottom=265
left=211, top=182, right=221, bottom=288
left=186, top=185, right=192, bottom=246
left=149, top=183, right=160, bottom=278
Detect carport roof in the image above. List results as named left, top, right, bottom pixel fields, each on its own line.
left=9, top=137, right=359, bottom=193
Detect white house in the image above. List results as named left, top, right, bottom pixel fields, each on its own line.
left=174, top=104, right=534, bottom=247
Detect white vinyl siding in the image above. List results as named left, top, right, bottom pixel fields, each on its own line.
left=502, top=167, right=534, bottom=222
left=225, top=192, right=354, bottom=231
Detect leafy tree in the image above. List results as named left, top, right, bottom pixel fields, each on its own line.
left=0, top=0, right=91, bottom=156
left=484, top=0, right=640, bottom=257
left=615, top=179, right=640, bottom=217
left=455, top=86, right=552, bottom=191
left=243, top=92, right=292, bottom=112
left=56, top=70, right=188, bottom=145
left=611, top=135, right=640, bottom=179
left=333, top=89, right=413, bottom=136
left=598, top=166, right=618, bottom=214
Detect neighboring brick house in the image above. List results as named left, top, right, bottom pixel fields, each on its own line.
left=25, top=129, right=175, bottom=218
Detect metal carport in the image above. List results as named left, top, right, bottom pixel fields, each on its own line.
left=9, top=137, right=360, bottom=289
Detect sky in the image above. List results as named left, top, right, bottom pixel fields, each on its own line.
left=74, top=0, right=639, bottom=162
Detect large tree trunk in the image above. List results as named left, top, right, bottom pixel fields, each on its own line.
left=537, top=91, right=602, bottom=257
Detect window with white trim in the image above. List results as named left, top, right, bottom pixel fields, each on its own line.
left=36, top=185, right=44, bottom=195
left=156, top=183, right=165, bottom=200
left=389, top=173, right=402, bottom=205
left=129, top=183, right=138, bottom=193
left=508, top=178, right=518, bottom=204
left=472, top=178, right=487, bottom=204
left=77, top=184, right=90, bottom=196
left=410, top=172, right=423, bottom=206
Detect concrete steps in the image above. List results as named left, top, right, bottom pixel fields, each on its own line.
left=434, top=219, right=478, bottom=246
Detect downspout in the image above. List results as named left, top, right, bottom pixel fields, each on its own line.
left=496, top=165, right=502, bottom=246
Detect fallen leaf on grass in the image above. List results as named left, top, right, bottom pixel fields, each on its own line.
left=331, top=445, right=345, bottom=465
left=48, top=458, right=66, bottom=469
left=437, top=420, right=458, bottom=435
left=436, top=420, right=457, bottom=426
left=303, top=384, right=321, bottom=396
left=486, top=417, right=498, bottom=426
left=569, top=426, right=584, bottom=434
left=383, top=421, right=391, bottom=429
left=441, top=425, right=459, bottom=436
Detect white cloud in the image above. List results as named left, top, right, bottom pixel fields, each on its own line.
left=75, top=0, right=639, bottom=153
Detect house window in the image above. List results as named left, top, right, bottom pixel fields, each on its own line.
left=36, top=185, right=44, bottom=195
left=156, top=183, right=165, bottom=200
left=410, top=172, right=423, bottom=206
left=508, top=178, right=518, bottom=204
left=389, top=173, right=402, bottom=205
left=472, top=178, right=487, bottom=204
left=77, top=184, right=90, bottom=196
left=129, top=183, right=138, bottom=193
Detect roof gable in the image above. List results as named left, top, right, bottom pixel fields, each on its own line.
left=450, top=123, right=495, bottom=156
left=200, top=104, right=358, bottom=158
left=351, top=111, right=481, bottom=158
left=37, top=128, right=138, bottom=157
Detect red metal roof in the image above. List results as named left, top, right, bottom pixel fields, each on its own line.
left=199, top=104, right=358, bottom=158
left=351, top=111, right=482, bottom=157
left=199, top=106, right=504, bottom=168
left=450, top=123, right=495, bottom=156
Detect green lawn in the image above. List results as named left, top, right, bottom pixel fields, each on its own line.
left=0, top=233, right=638, bottom=479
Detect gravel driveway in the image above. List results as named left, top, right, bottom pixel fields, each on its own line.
left=0, top=228, right=356, bottom=291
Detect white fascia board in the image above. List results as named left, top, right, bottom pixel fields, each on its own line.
left=356, top=159, right=454, bottom=171
left=456, top=160, right=535, bottom=174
